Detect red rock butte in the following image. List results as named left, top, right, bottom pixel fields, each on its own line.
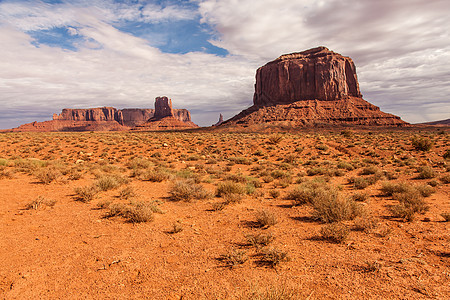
left=224, top=46, right=407, bottom=127
left=11, top=97, right=197, bottom=132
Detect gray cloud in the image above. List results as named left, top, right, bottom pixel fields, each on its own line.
left=0, top=0, right=449, bottom=129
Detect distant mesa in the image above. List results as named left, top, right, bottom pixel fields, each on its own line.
left=418, top=118, right=450, bottom=126
left=11, top=97, right=197, bottom=132
left=223, top=46, right=407, bottom=127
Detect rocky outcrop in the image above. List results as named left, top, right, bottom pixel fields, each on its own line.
left=224, top=47, right=407, bottom=127
left=133, top=97, right=198, bottom=131
left=12, top=98, right=197, bottom=132
left=213, top=114, right=224, bottom=126
left=53, top=107, right=124, bottom=125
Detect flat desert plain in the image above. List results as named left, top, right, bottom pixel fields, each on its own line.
left=0, top=129, right=449, bottom=299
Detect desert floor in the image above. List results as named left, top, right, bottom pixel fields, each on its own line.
left=0, top=128, right=449, bottom=299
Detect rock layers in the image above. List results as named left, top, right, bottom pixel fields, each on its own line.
left=225, top=46, right=407, bottom=127
left=12, top=97, right=197, bottom=132
left=132, top=97, right=198, bottom=131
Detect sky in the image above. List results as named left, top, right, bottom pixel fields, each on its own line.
left=0, top=0, right=449, bottom=129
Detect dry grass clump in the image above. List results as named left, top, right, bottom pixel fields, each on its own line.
left=216, top=181, right=247, bottom=197
left=95, top=174, right=128, bottom=191
left=320, top=222, right=349, bottom=243
left=353, top=215, right=378, bottom=232
left=74, top=185, right=99, bottom=202
left=169, top=180, right=212, bottom=202
left=25, top=196, right=56, bottom=210
left=245, top=232, right=274, bottom=247
left=34, top=167, right=62, bottom=184
left=269, top=189, right=280, bottom=199
left=411, top=136, right=433, bottom=151
left=417, top=166, right=436, bottom=179
left=440, top=174, right=450, bottom=184
left=286, top=180, right=335, bottom=205
left=255, top=209, right=278, bottom=227
left=312, top=195, right=363, bottom=223
left=118, top=186, right=136, bottom=200
left=220, top=249, right=248, bottom=267
left=259, top=248, right=290, bottom=267
left=389, top=189, right=429, bottom=221
left=104, top=201, right=160, bottom=223
left=267, top=134, right=284, bottom=145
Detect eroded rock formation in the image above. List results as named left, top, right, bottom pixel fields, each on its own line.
left=224, top=47, right=407, bottom=127
left=12, top=98, right=196, bottom=132
left=133, top=97, right=198, bottom=131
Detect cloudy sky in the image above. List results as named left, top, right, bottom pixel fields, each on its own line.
left=0, top=0, right=449, bottom=128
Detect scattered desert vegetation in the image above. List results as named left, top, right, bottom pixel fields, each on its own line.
left=0, top=128, right=449, bottom=298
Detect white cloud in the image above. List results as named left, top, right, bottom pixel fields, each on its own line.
left=198, top=0, right=450, bottom=123
left=0, top=0, right=449, bottom=129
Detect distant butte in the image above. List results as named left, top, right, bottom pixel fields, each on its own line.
left=132, top=96, right=198, bottom=131
left=223, top=46, right=407, bottom=127
left=11, top=97, right=197, bottom=132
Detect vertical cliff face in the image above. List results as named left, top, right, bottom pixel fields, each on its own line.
left=154, top=96, right=174, bottom=119
left=224, top=46, right=407, bottom=127
left=253, top=47, right=362, bottom=106
left=53, top=107, right=124, bottom=125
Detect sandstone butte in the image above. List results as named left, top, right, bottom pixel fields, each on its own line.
left=132, top=96, right=198, bottom=131
left=10, top=97, right=197, bottom=132
left=223, top=46, right=408, bottom=127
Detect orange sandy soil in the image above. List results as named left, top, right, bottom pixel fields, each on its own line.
left=0, top=129, right=449, bottom=299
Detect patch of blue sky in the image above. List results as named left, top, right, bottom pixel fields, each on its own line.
left=117, top=19, right=228, bottom=56
left=28, top=26, right=89, bottom=51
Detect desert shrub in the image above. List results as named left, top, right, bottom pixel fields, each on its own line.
left=140, top=169, right=171, bottom=182
left=95, top=174, right=128, bottom=191
left=211, top=201, right=227, bottom=211
left=267, top=134, right=283, bottom=145
left=226, top=173, right=248, bottom=183
left=440, top=174, right=450, bottom=184
left=0, top=158, right=9, bottom=166
left=216, top=181, right=246, bottom=197
left=415, top=184, right=435, bottom=197
left=259, top=248, right=290, bottom=267
left=337, top=161, right=355, bottom=170
left=411, top=136, right=433, bottom=151
left=381, top=182, right=410, bottom=196
left=169, top=180, right=211, bottom=202
left=270, top=170, right=290, bottom=179
left=441, top=213, right=450, bottom=222
left=312, top=196, right=363, bottom=223
left=245, top=232, right=274, bottom=247
left=255, top=209, right=278, bottom=227
left=443, top=149, right=450, bottom=160
left=316, top=144, right=328, bottom=151
left=269, top=189, right=280, bottom=199
left=34, top=167, right=61, bottom=184
left=118, top=186, right=136, bottom=200
left=228, top=157, right=251, bottom=165
left=25, top=196, right=56, bottom=210
left=262, top=175, right=274, bottom=183
left=169, top=221, right=183, bottom=234
left=320, top=223, right=349, bottom=243
left=96, top=199, right=112, bottom=209
left=360, top=166, right=379, bottom=175
left=417, top=166, right=436, bottom=179
left=351, top=192, right=369, bottom=202
left=127, top=157, right=152, bottom=170
left=74, top=185, right=99, bottom=202
left=353, top=215, right=378, bottom=232
left=220, top=249, right=248, bottom=267
left=388, top=188, right=429, bottom=221
left=286, top=180, right=337, bottom=206
left=123, top=202, right=154, bottom=223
